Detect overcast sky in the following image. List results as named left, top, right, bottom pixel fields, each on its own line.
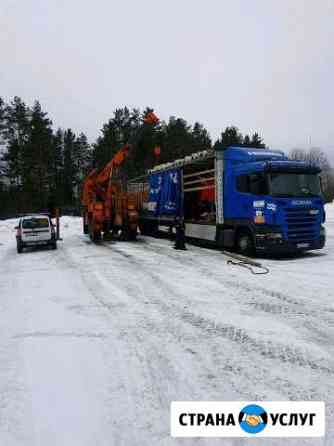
left=1, top=0, right=334, bottom=162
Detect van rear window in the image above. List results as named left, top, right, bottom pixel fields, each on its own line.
left=22, top=218, right=49, bottom=229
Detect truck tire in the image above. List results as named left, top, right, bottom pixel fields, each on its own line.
left=90, top=229, right=101, bottom=242
left=139, top=221, right=158, bottom=236
left=88, top=223, right=100, bottom=242
left=236, top=230, right=254, bottom=256
left=51, top=241, right=57, bottom=250
left=83, top=219, right=89, bottom=234
left=139, top=222, right=149, bottom=236
left=17, top=242, right=23, bottom=254
left=124, top=229, right=137, bottom=241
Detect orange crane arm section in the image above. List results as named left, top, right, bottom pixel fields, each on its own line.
left=95, top=144, right=131, bottom=185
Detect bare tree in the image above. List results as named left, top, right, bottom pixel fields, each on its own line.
left=289, top=147, right=334, bottom=203
left=308, top=147, right=331, bottom=170
left=290, top=148, right=307, bottom=161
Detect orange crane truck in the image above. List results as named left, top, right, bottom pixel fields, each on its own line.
left=81, top=111, right=160, bottom=242
left=81, top=144, right=138, bottom=241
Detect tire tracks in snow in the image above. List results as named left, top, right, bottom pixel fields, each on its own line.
left=116, top=246, right=333, bottom=372
left=60, top=237, right=219, bottom=445
left=91, top=242, right=334, bottom=404
left=63, top=235, right=334, bottom=412
left=128, top=239, right=334, bottom=343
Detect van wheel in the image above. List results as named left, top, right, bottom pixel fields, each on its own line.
left=236, top=231, right=254, bottom=256
left=17, top=243, right=23, bottom=254
left=51, top=242, right=57, bottom=250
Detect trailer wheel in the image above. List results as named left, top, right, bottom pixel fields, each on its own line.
left=236, top=230, right=254, bottom=256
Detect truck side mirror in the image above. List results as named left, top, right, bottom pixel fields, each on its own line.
left=14, top=226, right=19, bottom=230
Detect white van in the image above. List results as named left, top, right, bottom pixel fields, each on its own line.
left=15, top=215, right=57, bottom=253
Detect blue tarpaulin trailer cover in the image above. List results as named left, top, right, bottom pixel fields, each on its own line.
left=147, top=169, right=182, bottom=217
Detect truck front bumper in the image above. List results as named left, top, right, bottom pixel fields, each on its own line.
left=254, top=227, right=326, bottom=254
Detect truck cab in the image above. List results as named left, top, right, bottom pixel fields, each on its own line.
left=222, top=147, right=326, bottom=254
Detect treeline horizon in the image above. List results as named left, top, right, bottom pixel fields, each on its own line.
left=0, top=96, right=265, bottom=216
left=0, top=95, right=332, bottom=217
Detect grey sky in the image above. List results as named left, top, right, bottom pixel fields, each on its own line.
left=1, top=0, right=334, bottom=162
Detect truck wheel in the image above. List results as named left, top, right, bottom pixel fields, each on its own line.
left=139, top=221, right=158, bottom=236
left=83, top=219, right=89, bottom=234
left=17, top=242, right=23, bottom=254
left=139, top=222, right=149, bottom=236
left=90, top=230, right=101, bottom=242
left=51, top=242, right=57, bottom=250
left=88, top=224, right=99, bottom=242
left=126, top=229, right=137, bottom=241
left=236, top=231, right=254, bottom=256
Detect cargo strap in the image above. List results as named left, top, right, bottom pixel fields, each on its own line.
left=226, top=259, right=269, bottom=275
left=223, top=251, right=270, bottom=275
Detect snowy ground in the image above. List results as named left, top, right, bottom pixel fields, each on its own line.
left=0, top=205, right=333, bottom=446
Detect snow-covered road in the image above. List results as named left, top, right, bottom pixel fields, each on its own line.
left=0, top=205, right=334, bottom=446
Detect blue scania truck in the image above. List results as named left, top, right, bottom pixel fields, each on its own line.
left=130, top=146, right=326, bottom=255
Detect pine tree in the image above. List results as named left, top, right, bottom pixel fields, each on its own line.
left=0, top=97, right=5, bottom=145
left=73, top=133, right=92, bottom=203
left=0, top=97, right=6, bottom=177
left=214, top=127, right=266, bottom=150
left=191, top=122, right=212, bottom=153
left=23, top=101, right=54, bottom=210
left=243, top=135, right=251, bottom=146
left=214, top=126, right=243, bottom=150
left=160, top=117, right=193, bottom=161
left=93, top=107, right=140, bottom=169
left=63, top=129, right=76, bottom=205
left=1, top=96, right=91, bottom=214
left=250, top=132, right=265, bottom=148
left=2, top=97, right=30, bottom=187
left=93, top=108, right=213, bottom=177
left=129, top=108, right=161, bottom=175
left=50, top=128, right=64, bottom=208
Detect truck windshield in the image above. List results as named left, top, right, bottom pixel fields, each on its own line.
left=270, top=173, right=321, bottom=197
left=22, top=217, right=50, bottom=229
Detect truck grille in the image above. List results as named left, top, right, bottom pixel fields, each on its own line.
left=284, top=208, right=319, bottom=243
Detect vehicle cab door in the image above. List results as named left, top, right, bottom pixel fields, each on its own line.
left=228, top=171, right=268, bottom=221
